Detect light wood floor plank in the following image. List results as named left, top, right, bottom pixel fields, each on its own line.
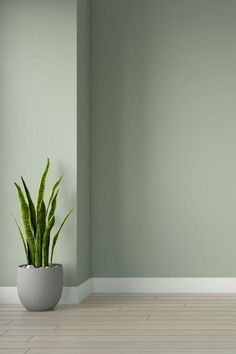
left=6, top=340, right=236, bottom=349
left=56, top=324, right=236, bottom=330
left=28, top=334, right=236, bottom=341
left=0, top=319, right=15, bottom=324
left=0, top=350, right=28, bottom=354
left=0, top=325, right=57, bottom=331
left=0, top=335, right=31, bottom=341
left=78, top=303, right=185, bottom=308
left=2, top=295, right=236, bottom=351
left=28, top=351, right=236, bottom=354
left=6, top=329, right=236, bottom=335
left=26, top=350, right=236, bottom=354
left=9, top=315, right=148, bottom=325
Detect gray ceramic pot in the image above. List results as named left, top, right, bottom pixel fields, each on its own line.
left=17, top=264, right=63, bottom=311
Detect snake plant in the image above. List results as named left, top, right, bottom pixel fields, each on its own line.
left=14, top=158, right=73, bottom=267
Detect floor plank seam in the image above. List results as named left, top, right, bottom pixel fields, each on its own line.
left=0, top=330, right=7, bottom=336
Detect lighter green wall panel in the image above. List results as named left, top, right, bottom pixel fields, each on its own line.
left=0, top=0, right=78, bottom=285
left=91, top=0, right=236, bottom=277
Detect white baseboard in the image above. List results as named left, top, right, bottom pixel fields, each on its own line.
left=61, top=278, right=92, bottom=304
left=0, top=278, right=92, bottom=304
left=77, top=278, right=93, bottom=302
left=0, top=287, right=20, bottom=304
left=92, top=278, right=236, bottom=294
left=2, top=278, right=236, bottom=303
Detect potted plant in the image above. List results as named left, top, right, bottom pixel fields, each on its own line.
left=13, top=158, right=72, bottom=311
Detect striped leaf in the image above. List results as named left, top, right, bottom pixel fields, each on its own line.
left=12, top=216, right=29, bottom=264
left=27, top=241, right=32, bottom=264
left=48, top=189, right=59, bottom=221
left=14, top=183, right=35, bottom=265
left=50, top=210, right=73, bottom=265
left=35, top=201, right=46, bottom=267
left=36, top=158, right=50, bottom=216
left=46, top=173, right=63, bottom=215
left=21, top=177, right=37, bottom=236
left=42, top=215, right=55, bottom=267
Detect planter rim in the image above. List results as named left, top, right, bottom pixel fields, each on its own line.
left=18, top=263, right=62, bottom=269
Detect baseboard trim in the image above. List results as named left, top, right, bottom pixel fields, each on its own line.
left=77, top=278, right=93, bottom=302
left=61, top=278, right=92, bottom=304
left=92, top=278, right=236, bottom=294
left=2, top=278, right=236, bottom=303
left=0, top=278, right=92, bottom=304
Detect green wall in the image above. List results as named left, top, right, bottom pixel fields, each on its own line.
left=91, top=0, right=236, bottom=277
left=0, top=0, right=80, bottom=286
left=2, top=0, right=236, bottom=286
left=77, top=0, right=90, bottom=284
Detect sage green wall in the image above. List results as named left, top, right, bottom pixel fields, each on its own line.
left=0, top=0, right=78, bottom=285
left=2, top=0, right=236, bottom=286
left=77, top=0, right=90, bottom=284
left=91, top=0, right=236, bottom=277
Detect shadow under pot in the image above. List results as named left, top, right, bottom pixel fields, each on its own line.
left=17, top=264, right=63, bottom=311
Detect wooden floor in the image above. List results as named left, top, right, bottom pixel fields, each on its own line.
left=1, top=294, right=236, bottom=353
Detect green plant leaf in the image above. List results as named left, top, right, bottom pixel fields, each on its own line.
left=36, top=158, right=50, bottom=216
left=27, top=241, right=32, bottom=264
left=48, top=189, right=59, bottom=222
left=35, top=201, right=46, bottom=267
left=50, top=210, right=73, bottom=265
left=14, top=183, right=35, bottom=264
left=42, top=215, right=55, bottom=267
left=21, top=177, right=37, bottom=236
left=12, top=216, right=29, bottom=264
left=46, top=173, right=63, bottom=215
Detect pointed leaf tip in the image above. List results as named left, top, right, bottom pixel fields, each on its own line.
left=50, top=209, right=73, bottom=264
left=36, top=158, right=50, bottom=214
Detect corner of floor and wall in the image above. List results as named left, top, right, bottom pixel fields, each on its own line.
left=2, top=0, right=236, bottom=304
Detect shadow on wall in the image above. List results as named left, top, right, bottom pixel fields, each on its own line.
left=91, top=0, right=236, bottom=277
left=91, top=0, right=150, bottom=276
